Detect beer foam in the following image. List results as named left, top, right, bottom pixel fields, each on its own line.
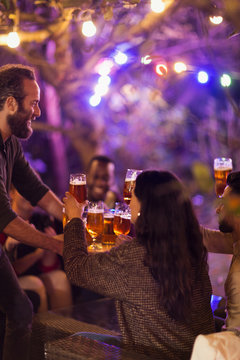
left=70, top=179, right=86, bottom=185
left=104, top=214, right=114, bottom=219
left=88, top=209, right=104, bottom=214
left=120, top=214, right=131, bottom=219
left=214, top=167, right=232, bottom=171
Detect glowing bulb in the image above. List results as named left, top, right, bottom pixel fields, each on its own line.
left=197, top=71, right=209, bottom=84
left=174, top=62, right=187, bottom=73
left=209, top=16, right=223, bottom=25
left=95, top=58, right=114, bottom=76
left=82, top=20, right=96, bottom=37
left=94, top=83, right=109, bottom=96
left=89, top=94, right=101, bottom=107
left=141, top=55, right=152, bottom=65
left=114, top=51, right=128, bottom=65
left=98, top=75, right=111, bottom=86
left=151, top=0, right=165, bottom=13
left=6, top=31, right=20, bottom=48
left=155, top=64, right=168, bottom=76
left=220, top=74, right=231, bottom=87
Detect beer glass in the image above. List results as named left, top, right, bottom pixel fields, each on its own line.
left=102, top=209, right=116, bottom=245
left=214, top=158, right=232, bottom=197
left=86, top=201, right=104, bottom=250
left=113, top=203, right=131, bottom=236
left=63, top=173, right=87, bottom=229
left=123, top=169, right=142, bottom=204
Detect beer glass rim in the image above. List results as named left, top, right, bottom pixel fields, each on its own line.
left=214, top=157, right=232, bottom=168
left=70, top=173, right=86, bottom=178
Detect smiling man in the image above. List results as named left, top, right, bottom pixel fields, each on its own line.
left=0, top=64, right=64, bottom=360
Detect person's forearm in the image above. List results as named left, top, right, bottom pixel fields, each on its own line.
left=37, top=190, right=63, bottom=222
left=3, top=217, right=63, bottom=254
left=201, top=226, right=234, bottom=254
left=12, top=249, right=43, bottom=275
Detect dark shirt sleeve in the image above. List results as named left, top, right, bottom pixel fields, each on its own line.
left=0, top=174, right=17, bottom=232
left=63, top=218, right=131, bottom=301
left=12, top=138, right=49, bottom=206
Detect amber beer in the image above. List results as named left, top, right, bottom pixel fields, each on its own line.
left=69, top=173, right=87, bottom=203
left=123, top=169, right=142, bottom=204
left=123, top=180, right=135, bottom=205
left=113, top=214, right=131, bottom=236
left=86, top=210, right=104, bottom=238
left=102, top=212, right=116, bottom=245
left=214, top=158, right=232, bottom=197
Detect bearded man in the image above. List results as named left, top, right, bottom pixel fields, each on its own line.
left=0, top=64, right=64, bottom=360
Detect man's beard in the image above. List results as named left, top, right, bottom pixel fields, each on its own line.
left=219, top=219, right=233, bottom=233
left=7, top=107, right=33, bottom=139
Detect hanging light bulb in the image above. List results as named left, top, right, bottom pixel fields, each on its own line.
left=209, top=16, right=223, bottom=25
left=155, top=63, right=168, bottom=76
left=6, top=31, right=20, bottom=48
left=174, top=62, right=187, bottom=73
left=114, top=51, right=128, bottom=65
left=89, top=94, right=101, bottom=107
left=82, top=20, right=97, bottom=37
left=220, top=74, right=231, bottom=87
left=151, top=0, right=165, bottom=13
left=197, top=71, right=209, bottom=84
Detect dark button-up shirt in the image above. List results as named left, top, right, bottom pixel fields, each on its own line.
left=0, top=133, right=49, bottom=231
left=63, top=218, right=215, bottom=360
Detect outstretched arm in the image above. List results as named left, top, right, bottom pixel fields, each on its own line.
left=37, top=190, right=63, bottom=222
left=201, top=226, right=233, bottom=254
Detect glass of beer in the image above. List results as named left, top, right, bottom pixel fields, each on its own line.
left=86, top=201, right=104, bottom=250
left=102, top=209, right=116, bottom=245
left=63, top=173, right=87, bottom=229
left=214, top=158, right=232, bottom=197
left=123, top=169, right=142, bottom=204
left=113, top=203, right=131, bottom=236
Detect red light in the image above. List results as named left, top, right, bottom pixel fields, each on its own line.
left=155, top=64, right=168, bottom=76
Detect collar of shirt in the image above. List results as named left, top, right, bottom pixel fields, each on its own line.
left=0, top=132, right=11, bottom=153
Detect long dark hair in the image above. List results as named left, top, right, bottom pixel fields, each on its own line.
left=134, top=171, right=208, bottom=322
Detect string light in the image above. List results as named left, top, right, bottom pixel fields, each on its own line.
left=141, top=55, right=152, bottom=65
left=98, top=75, right=111, bottom=86
left=89, top=94, right=101, bottom=107
left=174, top=62, right=187, bottom=73
left=151, top=0, right=165, bottom=13
left=155, top=64, right=168, bottom=76
left=197, top=71, right=209, bottom=84
left=114, top=51, right=128, bottom=65
left=209, top=16, right=223, bottom=25
left=94, top=83, right=109, bottom=96
left=6, top=31, right=20, bottom=48
left=220, top=74, right=231, bottom=87
left=82, top=20, right=96, bottom=37
left=95, top=58, right=114, bottom=76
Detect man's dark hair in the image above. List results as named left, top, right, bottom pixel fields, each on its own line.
left=87, top=155, right=115, bottom=170
left=0, top=64, right=36, bottom=110
left=227, top=171, right=240, bottom=195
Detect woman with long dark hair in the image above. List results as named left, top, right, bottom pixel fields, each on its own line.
left=63, top=170, right=214, bottom=359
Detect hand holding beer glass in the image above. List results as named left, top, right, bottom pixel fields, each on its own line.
left=63, top=173, right=87, bottom=228
left=113, top=203, right=131, bottom=236
left=123, top=169, right=142, bottom=205
left=214, top=158, right=232, bottom=197
left=86, top=201, right=104, bottom=250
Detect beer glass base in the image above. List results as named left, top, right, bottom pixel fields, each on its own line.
left=88, top=241, right=103, bottom=251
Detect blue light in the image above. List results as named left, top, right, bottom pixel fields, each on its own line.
left=197, top=71, right=209, bottom=84
left=114, top=51, right=128, bottom=65
left=89, top=94, right=101, bottom=107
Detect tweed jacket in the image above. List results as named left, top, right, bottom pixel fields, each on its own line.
left=63, top=218, right=215, bottom=360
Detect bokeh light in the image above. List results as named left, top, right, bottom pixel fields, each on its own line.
left=82, top=20, right=97, bottom=37
left=89, top=94, right=101, bottom=107
left=6, top=31, right=20, bottom=48
left=95, top=58, right=114, bottom=76
left=114, top=51, right=128, bottom=65
left=98, top=75, right=111, bottom=86
left=174, top=62, right=187, bottom=73
left=141, top=55, right=152, bottom=65
left=197, top=71, right=209, bottom=84
left=209, top=16, right=223, bottom=25
left=155, top=63, right=168, bottom=76
left=94, top=83, right=109, bottom=96
left=151, top=0, right=165, bottom=13
left=220, top=73, right=231, bottom=87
